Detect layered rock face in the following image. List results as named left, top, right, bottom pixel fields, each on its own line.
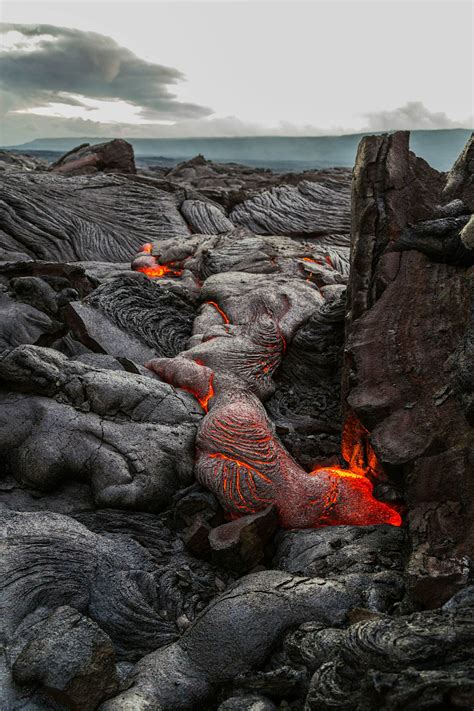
left=344, top=131, right=473, bottom=607
left=0, top=136, right=472, bottom=710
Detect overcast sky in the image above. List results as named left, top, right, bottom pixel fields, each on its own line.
left=1, top=0, right=473, bottom=144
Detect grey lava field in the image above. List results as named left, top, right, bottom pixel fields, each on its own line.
left=0, top=133, right=473, bottom=711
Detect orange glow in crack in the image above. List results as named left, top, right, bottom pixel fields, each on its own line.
left=206, top=301, right=230, bottom=325
left=182, top=372, right=215, bottom=413
left=309, top=465, right=402, bottom=527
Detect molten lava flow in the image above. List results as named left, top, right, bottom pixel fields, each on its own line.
left=206, top=301, right=230, bottom=325
left=199, top=373, right=215, bottom=412
left=133, top=242, right=183, bottom=278
left=308, top=466, right=402, bottom=527
left=144, top=274, right=402, bottom=529
left=135, top=263, right=183, bottom=278
left=182, top=372, right=215, bottom=413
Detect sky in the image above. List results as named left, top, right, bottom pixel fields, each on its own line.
left=0, top=0, right=473, bottom=144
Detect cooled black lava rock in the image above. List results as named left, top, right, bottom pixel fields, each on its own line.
left=11, top=606, right=119, bottom=711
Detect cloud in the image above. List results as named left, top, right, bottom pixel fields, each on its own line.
left=0, top=23, right=212, bottom=121
left=0, top=23, right=472, bottom=146
left=362, top=101, right=470, bottom=131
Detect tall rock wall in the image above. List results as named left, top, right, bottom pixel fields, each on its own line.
left=343, top=131, right=473, bottom=607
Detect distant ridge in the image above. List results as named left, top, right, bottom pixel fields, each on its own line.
left=4, top=128, right=472, bottom=172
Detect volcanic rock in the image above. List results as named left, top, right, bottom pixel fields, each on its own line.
left=86, top=273, right=196, bottom=358
left=0, top=172, right=189, bottom=262
left=65, top=300, right=157, bottom=363
left=181, top=198, right=235, bottom=234
left=145, top=154, right=352, bottom=213
left=0, top=149, right=48, bottom=172
left=208, top=505, right=278, bottom=572
left=100, top=570, right=362, bottom=710
left=443, top=132, right=474, bottom=210
left=230, top=180, right=351, bottom=236
left=217, top=695, right=277, bottom=711
left=11, top=605, right=119, bottom=711
left=50, top=139, right=136, bottom=176
left=1, top=131, right=472, bottom=711
left=344, top=130, right=473, bottom=607
left=0, top=345, right=201, bottom=511
left=304, top=596, right=474, bottom=710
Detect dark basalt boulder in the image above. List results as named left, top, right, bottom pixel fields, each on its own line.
left=208, top=505, right=278, bottom=572
left=11, top=606, right=119, bottom=711
left=50, top=139, right=136, bottom=176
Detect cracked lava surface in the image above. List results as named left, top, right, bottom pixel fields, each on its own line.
left=132, top=242, right=401, bottom=529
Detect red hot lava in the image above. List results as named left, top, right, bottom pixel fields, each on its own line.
left=143, top=252, right=401, bottom=529
left=133, top=243, right=183, bottom=278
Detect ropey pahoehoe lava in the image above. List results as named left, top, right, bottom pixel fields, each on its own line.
left=132, top=240, right=401, bottom=528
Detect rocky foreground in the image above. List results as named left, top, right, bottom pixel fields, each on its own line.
left=0, top=134, right=473, bottom=710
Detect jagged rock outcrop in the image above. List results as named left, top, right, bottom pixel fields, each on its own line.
left=0, top=149, right=48, bottom=172
left=344, top=131, right=474, bottom=607
left=50, top=139, right=136, bottom=176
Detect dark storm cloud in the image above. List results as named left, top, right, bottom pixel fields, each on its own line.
left=0, top=23, right=212, bottom=119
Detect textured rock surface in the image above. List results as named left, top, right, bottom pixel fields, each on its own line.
left=304, top=596, right=474, bottom=710
left=344, top=131, right=473, bottom=607
left=142, top=154, right=352, bottom=212
left=0, top=133, right=472, bottom=711
left=208, top=505, right=278, bottom=572
left=0, top=345, right=201, bottom=510
left=101, top=571, right=362, bottom=710
left=0, top=173, right=189, bottom=261
left=230, top=181, right=351, bottom=236
left=181, top=198, right=235, bottom=234
left=50, top=139, right=136, bottom=176
left=86, top=273, right=196, bottom=357
left=11, top=606, right=118, bottom=711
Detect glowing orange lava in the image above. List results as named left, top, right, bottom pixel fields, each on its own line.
left=309, top=466, right=402, bottom=527
left=206, top=301, right=230, bottom=325
left=139, top=243, right=153, bottom=254
left=182, top=372, right=215, bottom=413
left=135, top=264, right=183, bottom=278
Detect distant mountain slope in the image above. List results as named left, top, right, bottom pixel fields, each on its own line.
left=5, top=128, right=472, bottom=172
